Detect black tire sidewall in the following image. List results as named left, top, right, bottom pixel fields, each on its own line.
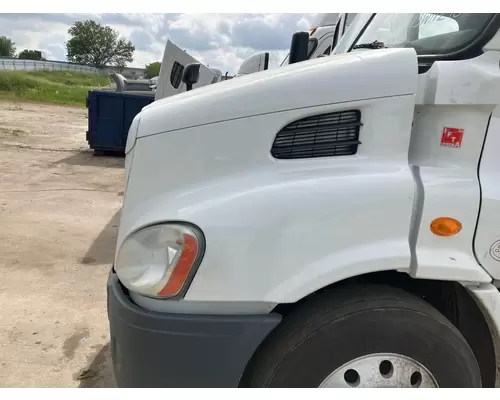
left=257, top=306, right=481, bottom=388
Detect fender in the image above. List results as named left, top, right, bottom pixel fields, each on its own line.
left=118, top=48, right=421, bottom=305
left=119, top=97, right=418, bottom=304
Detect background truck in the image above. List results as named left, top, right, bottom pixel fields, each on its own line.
left=154, top=39, right=222, bottom=100
left=156, top=14, right=356, bottom=91
left=108, top=13, right=500, bottom=388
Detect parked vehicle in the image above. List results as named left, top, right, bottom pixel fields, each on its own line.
left=108, top=13, right=500, bottom=388
left=154, top=40, right=222, bottom=100
left=156, top=14, right=355, bottom=88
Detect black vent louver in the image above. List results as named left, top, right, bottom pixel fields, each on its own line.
left=271, top=110, right=362, bottom=159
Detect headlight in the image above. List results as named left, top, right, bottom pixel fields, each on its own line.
left=115, top=223, right=204, bottom=298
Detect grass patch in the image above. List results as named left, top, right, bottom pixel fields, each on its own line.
left=0, top=71, right=111, bottom=107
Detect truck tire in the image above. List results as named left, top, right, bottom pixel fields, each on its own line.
left=244, top=284, right=482, bottom=388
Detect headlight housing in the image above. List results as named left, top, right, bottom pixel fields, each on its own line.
left=115, top=223, right=204, bottom=298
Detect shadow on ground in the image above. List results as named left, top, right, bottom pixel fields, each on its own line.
left=77, top=342, right=116, bottom=388
left=54, top=151, right=125, bottom=169
left=81, top=210, right=121, bottom=266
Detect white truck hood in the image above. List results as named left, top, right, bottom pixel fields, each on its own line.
left=138, top=48, right=417, bottom=138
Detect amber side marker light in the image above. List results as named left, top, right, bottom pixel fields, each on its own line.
left=430, top=217, right=462, bottom=237
left=157, top=234, right=199, bottom=297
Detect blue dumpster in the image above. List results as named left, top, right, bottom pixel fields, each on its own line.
left=86, top=90, right=155, bottom=154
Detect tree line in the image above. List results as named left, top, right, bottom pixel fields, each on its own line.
left=0, top=19, right=161, bottom=77
left=0, top=37, right=45, bottom=60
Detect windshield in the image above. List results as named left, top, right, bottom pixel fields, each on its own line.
left=280, top=38, right=319, bottom=66
left=352, top=13, right=495, bottom=55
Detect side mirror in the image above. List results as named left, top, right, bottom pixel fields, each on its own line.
left=236, top=52, right=270, bottom=76
left=289, top=31, right=309, bottom=64
left=182, top=63, right=201, bottom=91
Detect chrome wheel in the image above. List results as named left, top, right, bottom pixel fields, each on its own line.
left=319, top=353, right=438, bottom=388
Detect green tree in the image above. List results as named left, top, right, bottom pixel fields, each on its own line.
left=18, top=49, right=45, bottom=60
left=66, top=20, right=135, bottom=69
left=0, top=36, right=16, bottom=57
left=145, top=62, right=161, bottom=79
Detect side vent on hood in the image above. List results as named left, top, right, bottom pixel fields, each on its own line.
left=271, top=110, right=362, bottom=160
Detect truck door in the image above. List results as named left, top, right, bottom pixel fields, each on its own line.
left=155, top=40, right=217, bottom=101
left=474, top=109, right=500, bottom=280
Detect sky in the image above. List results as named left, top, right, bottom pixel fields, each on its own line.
left=0, top=13, right=319, bottom=74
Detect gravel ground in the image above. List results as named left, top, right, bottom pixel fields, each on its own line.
left=0, top=100, right=122, bottom=387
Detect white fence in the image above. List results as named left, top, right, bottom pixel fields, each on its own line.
left=0, top=58, right=102, bottom=74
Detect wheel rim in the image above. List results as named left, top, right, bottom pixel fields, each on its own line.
left=319, top=353, right=439, bottom=388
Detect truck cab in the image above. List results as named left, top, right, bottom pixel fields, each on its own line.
left=154, top=40, right=222, bottom=100
left=108, top=13, right=500, bottom=388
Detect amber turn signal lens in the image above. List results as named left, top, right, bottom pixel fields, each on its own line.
left=157, top=233, right=199, bottom=297
left=430, top=217, right=462, bottom=237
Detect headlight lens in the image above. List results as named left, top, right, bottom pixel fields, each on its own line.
left=115, top=223, right=203, bottom=298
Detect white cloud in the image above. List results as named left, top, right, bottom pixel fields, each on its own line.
left=0, top=13, right=316, bottom=74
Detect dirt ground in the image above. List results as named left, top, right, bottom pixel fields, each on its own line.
left=0, top=100, right=122, bottom=387
left=0, top=100, right=499, bottom=388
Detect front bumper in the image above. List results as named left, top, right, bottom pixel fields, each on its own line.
left=107, top=269, right=281, bottom=387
